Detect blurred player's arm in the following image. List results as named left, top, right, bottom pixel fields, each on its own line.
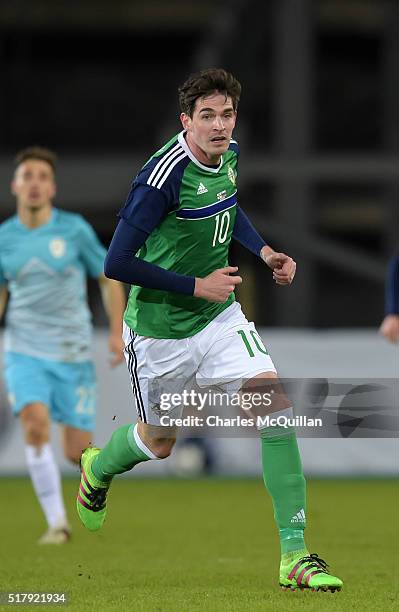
left=0, top=284, right=8, bottom=319
left=98, top=275, right=126, bottom=366
left=380, top=254, right=399, bottom=342
left=0, top=254, right=8, bottom=318
left=233, top=206, right=296, bottom=286
left=77, top=216, right=127, bottom=365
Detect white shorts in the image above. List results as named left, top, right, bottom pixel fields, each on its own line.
left=122, top=302, right=277, bottom=425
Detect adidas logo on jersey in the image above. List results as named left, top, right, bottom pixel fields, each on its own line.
left=290, top=508, right=306, bottom=523
left=197, top=182, right=208, bottom=195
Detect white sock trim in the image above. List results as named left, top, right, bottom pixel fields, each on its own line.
left=256, top=405, right=295, bottom=432
left=133, top=424, right=160, bottom=460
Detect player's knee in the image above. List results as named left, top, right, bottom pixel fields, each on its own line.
left=241, top=377, right=292, bottom=414
left=20, top=409, right=49, bottom=445
left=137, top=423, right=176, bottom=459
left=25, top=422, right=49, bottom=446
left=150, top=438, right=176, bottom=459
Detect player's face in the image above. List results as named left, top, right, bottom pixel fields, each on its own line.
left=181, top=92, right=237, bottom=164
left=11, top=159, right=56, bottom=211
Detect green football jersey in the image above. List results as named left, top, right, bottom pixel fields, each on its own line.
left=123, top=131, right=239, bottom=339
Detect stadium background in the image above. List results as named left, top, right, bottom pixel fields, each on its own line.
left=1, top=0, right=398, bottom=478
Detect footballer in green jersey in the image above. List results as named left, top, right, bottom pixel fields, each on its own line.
left=124, top=129, right=239, bottom=338
left=77, top=68, right=343, bottom=593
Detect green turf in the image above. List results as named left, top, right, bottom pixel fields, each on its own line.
left=1, top=477, right=398, bottom=611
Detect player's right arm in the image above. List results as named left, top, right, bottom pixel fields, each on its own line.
left=380, top=254, right=399, bottom=342
left=193, top=267, right=242, bottom=302
left=105, top=219, right=241, bottom=303
left=105, top=183, right=241, bottom=303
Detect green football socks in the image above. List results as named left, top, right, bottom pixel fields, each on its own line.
left=261, top=425, right=307, bottom=556
left=91, top=424, right=154, bottom=484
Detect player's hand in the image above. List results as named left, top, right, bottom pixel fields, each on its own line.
left=108, top=332, right=125, bottom=366
left=261, top=247, right=296, bottom=285
left=379, top=314, right=399, bottom=343
left=194, top=266, right=242, bottom=302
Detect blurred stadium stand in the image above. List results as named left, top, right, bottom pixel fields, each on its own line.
left=1, top=0, right=399, bottom=328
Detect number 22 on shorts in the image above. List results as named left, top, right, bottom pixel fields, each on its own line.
left=74, top=386, right=95, bottom=414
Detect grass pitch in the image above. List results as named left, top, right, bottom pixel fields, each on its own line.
left=1, top=477, right=398, bottom=611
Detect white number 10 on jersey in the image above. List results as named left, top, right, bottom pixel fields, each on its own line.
left=212, top=210, right=231, bottom=247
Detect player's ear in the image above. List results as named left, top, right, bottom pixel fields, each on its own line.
left=180, top=112, right=191, bottom=131
left=10, top=180, right=17, bottom=197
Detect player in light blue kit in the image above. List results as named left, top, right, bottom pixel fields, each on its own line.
left=0, top=147, right=126, bottom=543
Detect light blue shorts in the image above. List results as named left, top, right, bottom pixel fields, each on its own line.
left=4, top=352, right=97, bottom=432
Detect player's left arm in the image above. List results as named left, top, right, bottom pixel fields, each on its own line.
left=260, top=245, right=296, bottom=286
left=0, top=284, right=8, bottom=319
left=98, top=275, right=126, bottom=366
left=233, top=206, right=296, bottom=285
left=0, top=253, right=8, bottom=318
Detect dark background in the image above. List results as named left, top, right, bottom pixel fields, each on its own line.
left=1, top=0, right=398, bottom=328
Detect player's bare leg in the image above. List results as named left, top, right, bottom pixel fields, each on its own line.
left=61, top=425, right=92, bottom=464
left=240, top=372, right=343, bottom=592
left=20, top=402, right=70, bottom=544
left=136, top=423, right=177, bottom=458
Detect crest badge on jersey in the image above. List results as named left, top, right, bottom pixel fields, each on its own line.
left=227, top=165, right=236, bottom=185
left=49, top=238, right=66, bottom=258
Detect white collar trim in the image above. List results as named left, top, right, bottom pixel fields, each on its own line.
left=178, top=131, right=223, bottom=173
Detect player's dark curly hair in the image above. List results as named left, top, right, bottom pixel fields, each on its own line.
left=14, top=146, right=57, bottom=173
left=178, top=68, right=241, bottom=117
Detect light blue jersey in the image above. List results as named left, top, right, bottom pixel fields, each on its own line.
left=0, top=208, right=106, bottom=363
